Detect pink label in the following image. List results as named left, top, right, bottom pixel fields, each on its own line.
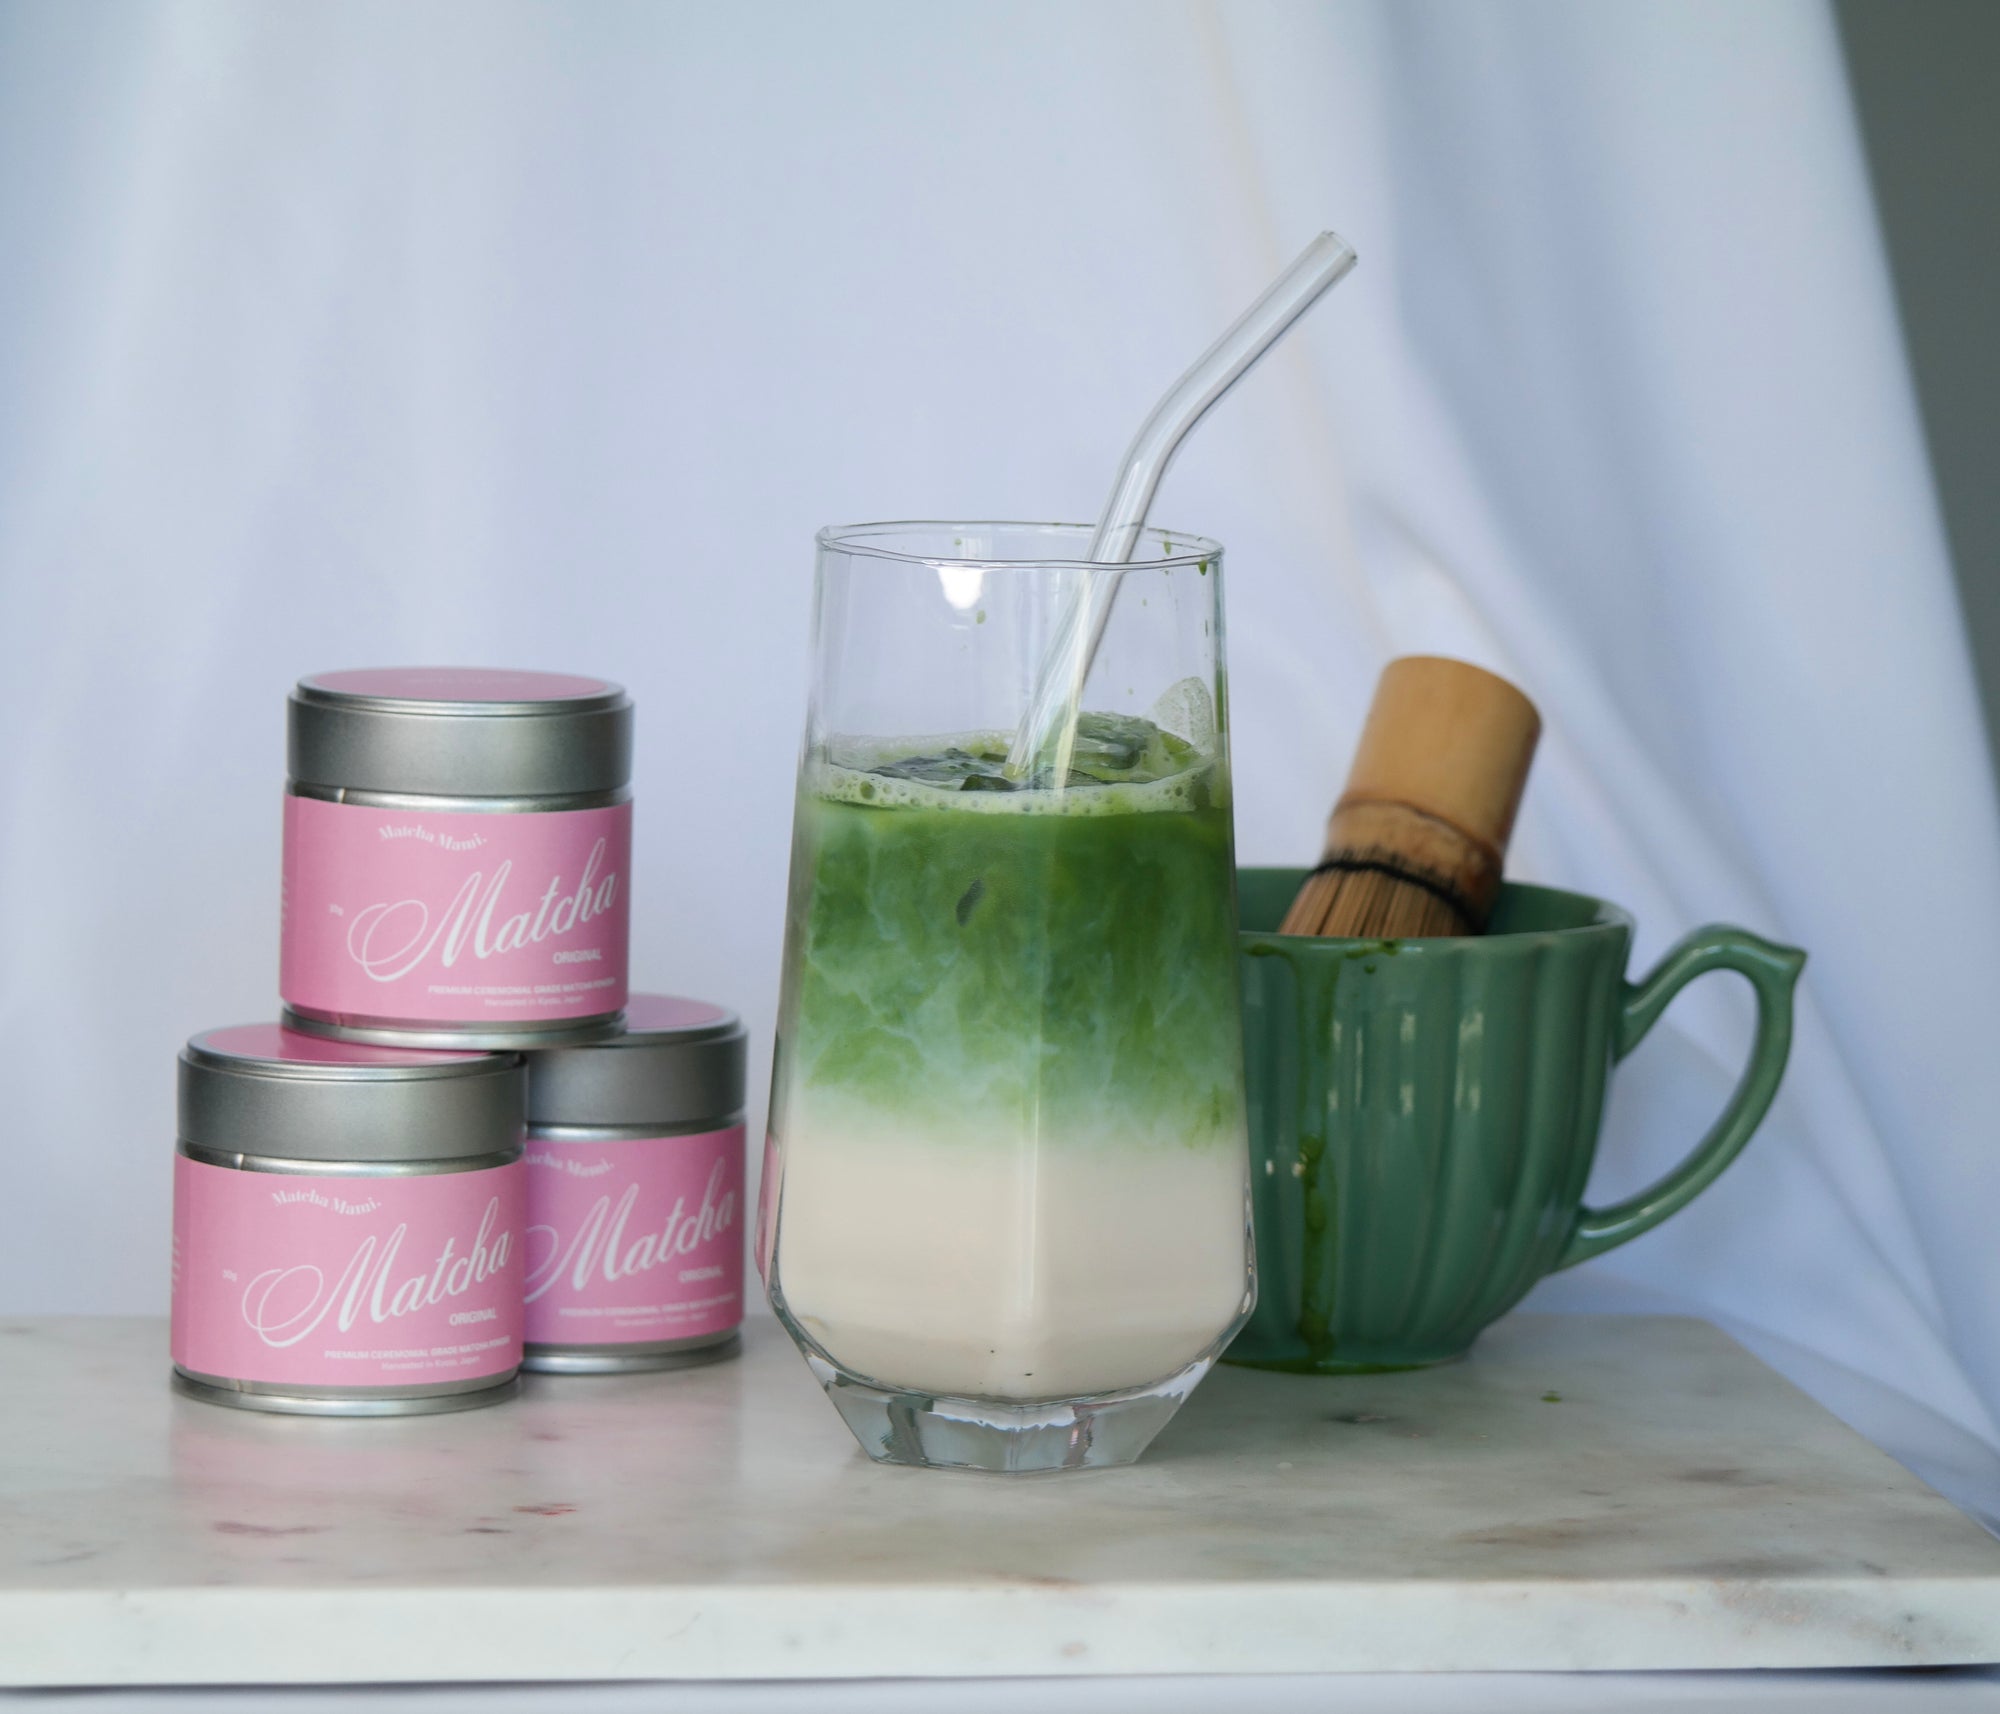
left=281, top=796, right=631, bottom=1026
left=172, top=1156, right=525, bottom=1389
left=523, top=1125, right=745, bottom=1346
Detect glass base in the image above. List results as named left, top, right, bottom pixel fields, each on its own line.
left=802, top=1350, right=1213, bottom=1473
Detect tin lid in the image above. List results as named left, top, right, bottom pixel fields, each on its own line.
left=288, top=667, right=633, bottom=798
left=525, top=994, right=747, bottom=1129
left=178, top=1024, right=525, bottom=1164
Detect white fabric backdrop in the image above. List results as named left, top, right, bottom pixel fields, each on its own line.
left=3, top=0, right=1998, bottom=1543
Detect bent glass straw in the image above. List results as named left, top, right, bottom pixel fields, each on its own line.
left=1005, top=230, right=1358, bottom=782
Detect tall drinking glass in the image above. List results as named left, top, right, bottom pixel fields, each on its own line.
left=762, top=522, right=1252, bottom=1473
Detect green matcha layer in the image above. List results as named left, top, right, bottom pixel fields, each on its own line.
left=778, top=721, right=1245, bottom=1147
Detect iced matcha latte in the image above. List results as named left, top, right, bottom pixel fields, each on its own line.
left=766, top=519, right=1250, bottom=1471
left=767, top=712, right=1251, bottom=1415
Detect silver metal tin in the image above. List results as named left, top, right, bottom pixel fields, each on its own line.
left=280, top=999, right=625, bottom=1055
left=173, top=1025, right=526, bottom=1416
left=523, top=995, right=747, bottom=1375
left=180, top=1026, right=526, bottom=1165
left=288, top=667, right=633, bottom=800
left=523, top=1329, right=742, bottom=1376
left=171, top=1369, right=527, bottom=1417
left=282, top=667, right=634, bottom=1051
left=525, top=996, right=747, bottom=1131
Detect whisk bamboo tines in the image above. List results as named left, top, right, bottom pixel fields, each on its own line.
left=1280, top=656, right=1541, bottom=940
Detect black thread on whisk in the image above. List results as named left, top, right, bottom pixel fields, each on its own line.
left=1307, top=855, right=1475, bottom=923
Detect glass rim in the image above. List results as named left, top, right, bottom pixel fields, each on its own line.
left=815, top=519, right=1223, bottom=573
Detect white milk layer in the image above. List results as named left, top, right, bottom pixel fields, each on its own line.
left=771, top=1120, right=1250, bottom=1400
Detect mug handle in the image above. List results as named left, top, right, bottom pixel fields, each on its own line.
left=1555, top=925, right=1806, bottom=1270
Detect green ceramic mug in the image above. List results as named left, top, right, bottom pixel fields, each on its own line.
left=1228, top=867, right=1806, bottom=1373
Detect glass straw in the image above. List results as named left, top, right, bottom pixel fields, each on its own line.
left=1005, top=230, right=1358, bottom=781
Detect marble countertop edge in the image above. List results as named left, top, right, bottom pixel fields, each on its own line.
left=3, top=1578, right=1996, bottom=1685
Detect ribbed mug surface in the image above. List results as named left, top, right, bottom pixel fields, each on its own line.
left=1231, top=867, right=1802, bottom=1373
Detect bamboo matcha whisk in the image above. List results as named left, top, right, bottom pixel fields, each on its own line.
left=1280, top=656, right=1541, bottom=940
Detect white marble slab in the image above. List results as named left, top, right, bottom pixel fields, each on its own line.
left=1, top=1313, right=1996, bottom=1686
